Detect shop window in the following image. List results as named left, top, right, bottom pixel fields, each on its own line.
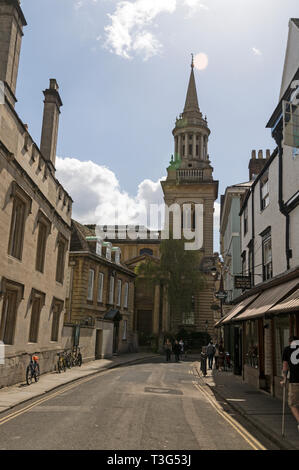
left=244, top=320, right=259, bottom=368
left=275, top=315, right=290, bottom=375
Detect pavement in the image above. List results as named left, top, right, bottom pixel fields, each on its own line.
left=0, top=352, right=157, bottom=414
left=194, top=362, right=299, bottom=450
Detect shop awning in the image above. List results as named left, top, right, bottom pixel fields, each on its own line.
left=215, top=293, right=260, bottom=327
left=268, top=287, right=299, bottom=314
left=235, top=278, right=299, bottom=321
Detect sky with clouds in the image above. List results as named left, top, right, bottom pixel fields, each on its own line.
left=16, top=0, right=298, bottom=250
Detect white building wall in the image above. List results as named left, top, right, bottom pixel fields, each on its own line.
left=253, top=156, right=286, bottom=281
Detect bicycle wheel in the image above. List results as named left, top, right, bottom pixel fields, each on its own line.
left=26, top=366, right=32, bottom=385
left=34, top=365, right=40, bottom=382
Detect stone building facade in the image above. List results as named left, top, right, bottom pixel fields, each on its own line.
left=0, top=1, right=72, bottom=387
left=65, top=221, right=136, bottom=359
left=161, top=58, right=219, bottom=338
left=216, top=18, right=299, bottom=399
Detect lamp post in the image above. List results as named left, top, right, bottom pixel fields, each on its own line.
left=211, top=266, right=227, bottom=343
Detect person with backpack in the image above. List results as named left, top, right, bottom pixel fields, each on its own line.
left=173, top=340, right=181, bottom=363
left=206, top=340, right=215, bottom=369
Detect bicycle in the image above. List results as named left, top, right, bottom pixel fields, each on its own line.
left=57, top=351, right=66, bottom=373
left=26, top=353, right=40, bottom=385
left=71, top=346, right=82, bottom=367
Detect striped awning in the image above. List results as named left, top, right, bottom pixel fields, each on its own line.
left=235, top=278, right=299, bottom=321
left=268, top=287, right=299, bottom=313
left=214, top=293, right=260, bottom=327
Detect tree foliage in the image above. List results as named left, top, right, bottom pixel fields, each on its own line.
left=135, top=237, right=205, bottom=314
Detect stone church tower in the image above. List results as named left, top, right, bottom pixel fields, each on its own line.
left=161, top=57, right=219, bottom=337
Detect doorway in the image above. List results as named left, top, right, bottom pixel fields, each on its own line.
left=95, top=329, right=103, bottom=359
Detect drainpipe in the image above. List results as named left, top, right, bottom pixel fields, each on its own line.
left=274, top=127, right=291, bottom=270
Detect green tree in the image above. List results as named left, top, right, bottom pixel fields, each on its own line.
left=135, top=236, right=205, bottom=323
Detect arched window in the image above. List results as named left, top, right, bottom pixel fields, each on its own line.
left=140, top=248, right=153, bottom=256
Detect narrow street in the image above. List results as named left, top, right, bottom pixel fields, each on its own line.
left=0, top=358, right=274, bottom=450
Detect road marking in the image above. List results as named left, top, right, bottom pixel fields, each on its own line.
left=0, top=369, right=113, bottom=427
left=191, top=378, right=266, bottom=451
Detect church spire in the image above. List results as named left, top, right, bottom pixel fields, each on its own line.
left=183, top=55, right=200, bottom=114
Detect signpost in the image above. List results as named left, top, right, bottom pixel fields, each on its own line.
left=234, top=276, right=251, bottom=290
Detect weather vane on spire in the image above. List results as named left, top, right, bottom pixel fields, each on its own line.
left=191, top=53, right=194, bottom=69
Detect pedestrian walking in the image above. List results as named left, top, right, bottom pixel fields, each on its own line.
left=179, top=339, right=184, bottom=361
left=200, top=346, right=208, bottom=377
left=214, top=343, right=219, bottom=370
left=173, top=340, right=181, bottom=362
left=280, top=336, right=299, bottom=434
left=206, top=340, right=215, bottom=369
left=164, top=338, right=172, bottom=362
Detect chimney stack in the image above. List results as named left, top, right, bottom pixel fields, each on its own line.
left=0, top=0, right=27, bottom=106
left=40, top=79, right=63, bottom=169
left=248, top=149, right=267, bottom=180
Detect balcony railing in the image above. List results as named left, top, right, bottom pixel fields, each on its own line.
left=177, top=169, right=203, bottom=183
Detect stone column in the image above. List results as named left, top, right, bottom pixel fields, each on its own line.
left=201, top=134, right=204, bottom=160
left=193, top=133, right=197, bottom=159
left=185, top=133, right=189, bottom=158
left=178, top=134, right=181, bottom=158
left=152, top=284, right=160, bottom=334
left=162, top=285, right=169, bottom=332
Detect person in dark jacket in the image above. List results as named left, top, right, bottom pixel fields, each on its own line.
left=164, top=339, right=172, bottom=362
left=173, top=340, right=181, bottom=362
left=206, top=341, right=215, bottom=369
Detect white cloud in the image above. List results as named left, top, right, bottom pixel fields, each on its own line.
left=183, top=0, right=209, bottom=17
left=56, top=156, right=165, bottom=227
left=104, top=0, right=177, bottom=60
left=103, top=0, right=209, bottom=60
left=56, top=156, right=220, bottom=248
left=252, top=47, right=262, bottom=56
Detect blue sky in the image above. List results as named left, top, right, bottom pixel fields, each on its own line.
left=16, top=0, right=298, bottom=250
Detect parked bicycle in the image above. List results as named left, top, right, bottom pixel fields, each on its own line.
left=26, top=353, right=40, bottom=385
left=71, top=346, right=82, bottom=367
left=57, top=351, right=66, bottom=373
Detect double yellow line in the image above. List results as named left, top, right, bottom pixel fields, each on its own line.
left=0, top=370, right=112, bottom=427
left=191, top=372, right=266, bottom=451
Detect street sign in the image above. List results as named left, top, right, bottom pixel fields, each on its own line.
left=234, top=275, right=251, bottom=290
left=215, top=291, right=227, bottom=300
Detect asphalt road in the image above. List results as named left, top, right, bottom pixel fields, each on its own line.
left=0, top=357, right=270, bottom=450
